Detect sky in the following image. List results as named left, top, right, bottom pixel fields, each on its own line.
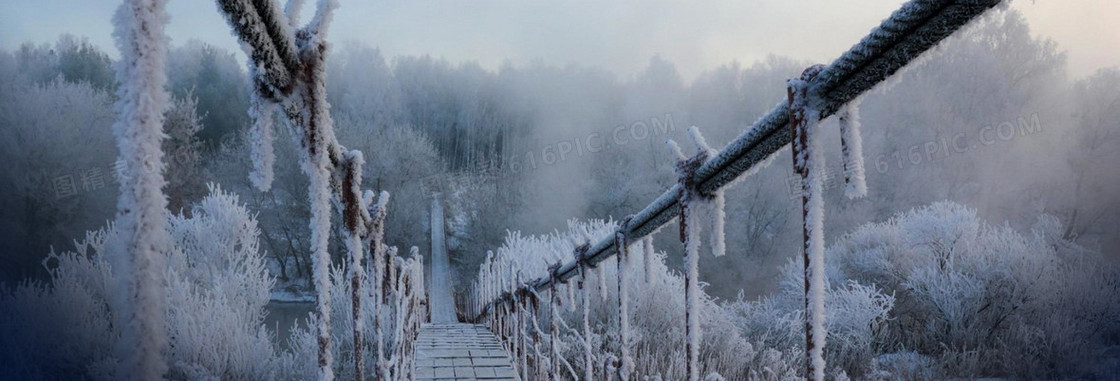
left=1, top=0, right=1117, bottom=81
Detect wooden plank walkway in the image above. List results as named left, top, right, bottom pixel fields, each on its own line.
left=414, top=323, right=518, bottom=380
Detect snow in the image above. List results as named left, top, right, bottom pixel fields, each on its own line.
left=429, top=193, right=457, bottom=323
left=109, top=0, right=172, bottom=378
left=248, top=89, right=276, bottom=191
left=839, top=101, right=867, bottom=199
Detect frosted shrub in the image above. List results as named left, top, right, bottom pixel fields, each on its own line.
left=0, top=186, right=280, bottom=380
left=282, top=255, right=425, bottom=381
left=731, top=201, right=1120, bottom=379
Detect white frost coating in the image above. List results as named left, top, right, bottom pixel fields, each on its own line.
left=110, top=0, right=172, bottom=378
left=248, top=89, right=276, bottom=191
left=642, top=236, right=654, bottom=283
left=709, top=189, right=726, bottom=257
left=839, top=102, right=867, bottom=199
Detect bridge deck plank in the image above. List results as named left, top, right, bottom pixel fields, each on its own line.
left=415, top=323, right=518, bottom=380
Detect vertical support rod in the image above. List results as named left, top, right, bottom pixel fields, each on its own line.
left=788, top=65, right=826, bottom=381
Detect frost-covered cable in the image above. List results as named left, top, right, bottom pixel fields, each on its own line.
left=110, top=0, right=173, bottom=378
left=214, top=0, right=293, bottom=97
left=788, top=65, right=828, bottom=381
left=839, top=101, right=867, bottom=198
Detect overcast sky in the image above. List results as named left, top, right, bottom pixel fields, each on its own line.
left=1, top=1, right=1116, bottom=81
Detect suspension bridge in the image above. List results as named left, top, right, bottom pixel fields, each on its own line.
left=420, top=0, right=1003, bottom=380
left=203, top=0, right=1004, bottom=379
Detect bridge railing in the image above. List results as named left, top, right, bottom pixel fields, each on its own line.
left=462, top=0, right=1005, bottom=380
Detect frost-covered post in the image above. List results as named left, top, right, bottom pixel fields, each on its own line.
left=368, top=191, right=390, bottom=380
left=548, top=264, right=563, bottom=381
left=668, top=130, right=715, bottom=381
left=342, top=151, right=365, bottom=381
left=615, top=221, right=634, bottom=381
left=788, top=64, right=828, bottom=381
left=110, top=0, right=173, bottom=378
left=576, top=266, right=593, bottom=379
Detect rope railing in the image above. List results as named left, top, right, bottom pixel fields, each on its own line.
left=473, top=0, right=1003, bottom=321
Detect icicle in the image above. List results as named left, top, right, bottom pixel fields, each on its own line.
left=597, top=264, right=608, bottom=301
left=247, top=84, right=276, bottom=191
left=709, top=188, right=726, bottom=257
left=642, top=236, right=654, bottom=283
left=567, top=281, right=576, bottom=312
left=839, top=102, right=867, bottom=199
left=615, top=228, right=634, bottom=380
left=110, top=0, right=173, bottom=378
left=788, top=65, right=828, bottom=381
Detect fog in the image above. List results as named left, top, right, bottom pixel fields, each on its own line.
left=1, top=7, right=1117, bottom=300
